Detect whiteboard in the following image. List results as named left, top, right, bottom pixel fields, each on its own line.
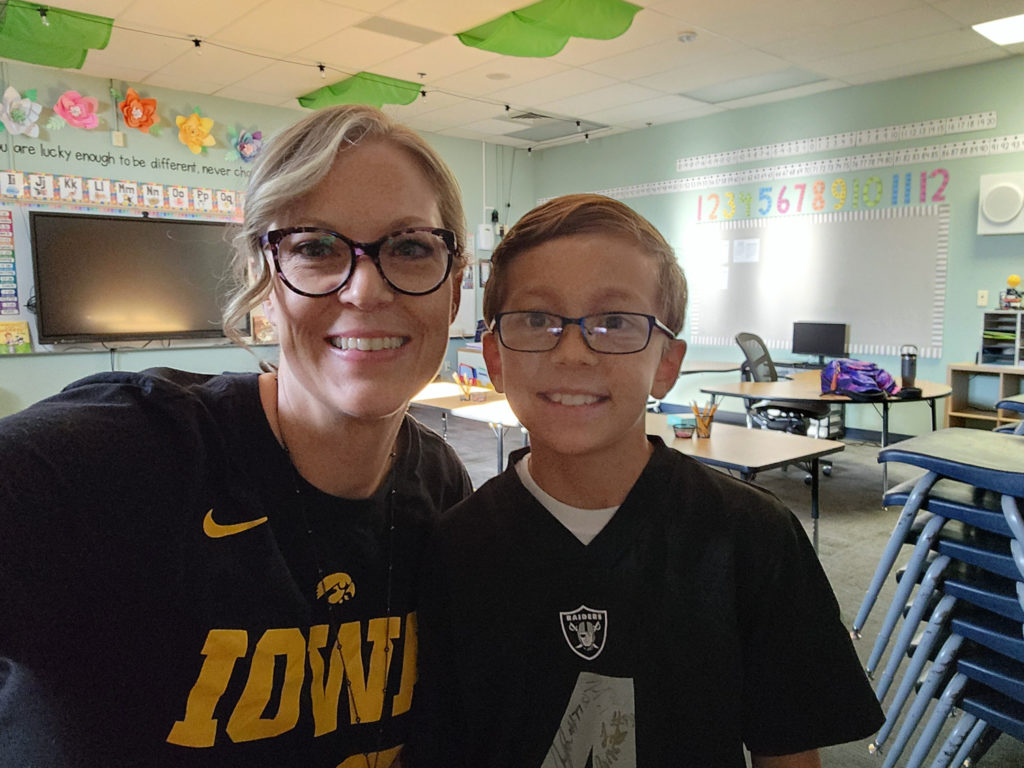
left=683, top=205, right=948, bottom=358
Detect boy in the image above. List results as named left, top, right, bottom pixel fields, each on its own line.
left=411, top=194, right=882, bottom=767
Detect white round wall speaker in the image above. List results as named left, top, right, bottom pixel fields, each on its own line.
left=981, top=182, right=1024, bottom=224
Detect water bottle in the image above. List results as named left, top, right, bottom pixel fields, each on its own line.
left=900, top=344, right=918, bottom=388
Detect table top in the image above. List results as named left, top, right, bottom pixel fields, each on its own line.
left=679, top=360, right=743, bottom=375
left=448, top=399, right=522, bottom=428
left=700, top=369, right=952, bottom=403
left=411, top=380, right=506, bottom=412
left=646, top=414, right=845, bottom=473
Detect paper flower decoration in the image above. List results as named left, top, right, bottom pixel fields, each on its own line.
left=225, top=127, right=262, bottom=162
left=119, top=88, right=159, bottom=133
left=0, top=87, right=43, bottom=137
left=54, top=91, right=99, bottom=129
left=176, top=110, right=216, bottom=155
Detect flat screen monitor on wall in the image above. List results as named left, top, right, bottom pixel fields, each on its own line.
left=791, top=321, right=848, bottom=365
left=30, top=212, right=245, bottom=344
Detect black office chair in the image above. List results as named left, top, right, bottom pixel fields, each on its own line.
left=734, top=332, right=833, bottom=477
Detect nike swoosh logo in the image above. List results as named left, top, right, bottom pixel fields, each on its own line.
left=203, top=509, right=268, bottom=539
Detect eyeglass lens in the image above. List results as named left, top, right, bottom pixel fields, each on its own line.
left=274, top=228, right=451, bottom=295
left=498, top=312, right=655, bottom=353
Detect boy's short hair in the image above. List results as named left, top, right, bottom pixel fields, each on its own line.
left=482, top=193, right=688, bottom=334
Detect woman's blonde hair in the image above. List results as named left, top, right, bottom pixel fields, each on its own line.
left=223, top=104, right=468, bottom=347
left=482, top=193, right=688, bottom=334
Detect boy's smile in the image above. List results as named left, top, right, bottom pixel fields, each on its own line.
left=483, top=233, right=686, bottom=490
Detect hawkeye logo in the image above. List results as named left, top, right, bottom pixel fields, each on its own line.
left=203, top=509, right=268, bottom=539
left=560, top=605, right=607, bottom=661
left=317, top=572, right=356, bottom=605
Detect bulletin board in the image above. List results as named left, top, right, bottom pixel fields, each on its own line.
left=684, top=205, right=948, bottom=358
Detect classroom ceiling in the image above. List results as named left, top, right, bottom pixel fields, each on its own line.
left=34, top=0, right=1024, bottom=148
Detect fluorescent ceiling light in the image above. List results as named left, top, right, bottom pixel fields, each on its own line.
left=973, top=14, right=1024, bottom=45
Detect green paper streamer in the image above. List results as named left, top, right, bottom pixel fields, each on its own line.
left=0, top=1, right=113, bottom=69
left=298, top=72, right=420, bottom=110
left=457, top=0, right=640, bottom=57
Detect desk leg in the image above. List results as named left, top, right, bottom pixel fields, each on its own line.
left=929, top=400, right=937, bottom=431
left=488, top=422, right=505, bottom=476
left=881, top=401, right=890, bottom=495
left=441, top=411, right=448, bottom=441
left=810, top=457, right=820, bottom=555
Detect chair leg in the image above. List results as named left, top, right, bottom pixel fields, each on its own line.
left=930, top=715, right=984, bottom=768
left=878, top=634, right=964, bottom=768
left=875, top=555, right=951, bottom=700
left=872, top=594, right=957, bottom=749
left=904, top=672, right=969, bottom=768
left=853, top=471, right=940, bottom=636
left=866, top=514, right=947, bottom=675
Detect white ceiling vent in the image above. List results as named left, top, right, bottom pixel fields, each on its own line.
left=979, top=172, right=1024, bottom=234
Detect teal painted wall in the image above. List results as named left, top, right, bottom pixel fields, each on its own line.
left=528, top=56, right=1024, bottom=435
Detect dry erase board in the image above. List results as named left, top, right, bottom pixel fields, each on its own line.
left=683, top=205, right=948, bottom=358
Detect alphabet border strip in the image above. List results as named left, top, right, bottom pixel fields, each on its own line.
left=0, top=170, right=243, bottom=220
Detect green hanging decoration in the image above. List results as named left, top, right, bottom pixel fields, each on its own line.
left=298, top=72, right=421, bottom=110
left=0, top=1, right=113, bottom=68
left=457, top=0, right=641, bottom=57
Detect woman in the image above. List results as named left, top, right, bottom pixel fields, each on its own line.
left=0, top=105, right=472, bottom=767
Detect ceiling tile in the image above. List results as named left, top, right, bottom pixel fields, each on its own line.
left=539, top=82, right=665, bottom=117
left=297, top=26, right=423, bottom=71
left=491, top=68, right=618, bottom=108
left=842, top=47, right=1010, bottom=85
left=77, top=26, right=187, bottom=75
left=761, top=7, right=963, bottom=63
left=555, top=9, right=685, bottom=67
left=212, top=1, right=369, bottom=55
left=649, top=0, right=823, bottom=45
left=430, top=57, right=569, bottom=99
left=713, top=79, right=848, bottom=111
left=581, top=29, right=743, bottom=81
left=380, top=0, right=529, bottom=34
left=634, top=48, right=797, bottom=94
left=147, top=45, right=271, bottom=90
left=213, top=84, right=305, bottom=107
left=374, top=36, right=500, bottom=83
left=117, top=0, right=254, bottom=37
left=577, top=94, right=719, bottom=126
left=227, top=61, right=331, bottom=98
left=811, top=28, right=999, bottom=78
left=929, top=0, right=1024, bottom=25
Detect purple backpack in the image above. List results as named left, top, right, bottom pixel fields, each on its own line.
left=821, top=359, right=900, bottom=402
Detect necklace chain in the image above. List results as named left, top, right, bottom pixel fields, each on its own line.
left=281, top=431, right=398, bottom=768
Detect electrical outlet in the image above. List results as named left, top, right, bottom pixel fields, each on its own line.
left=977, top=289, right=989, bottom=307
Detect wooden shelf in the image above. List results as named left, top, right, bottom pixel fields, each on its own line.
left=946, top=362, right=1024, bottom=429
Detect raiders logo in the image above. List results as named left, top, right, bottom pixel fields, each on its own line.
left=559, top=605, right=607, bottom=660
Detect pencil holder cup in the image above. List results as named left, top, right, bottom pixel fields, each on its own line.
left=695, top=416, right=713, bottom=438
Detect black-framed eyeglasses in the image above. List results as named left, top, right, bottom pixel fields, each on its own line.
left=261, top=226, right=456, bottom=297
left=490, top=311, right=675, bottom=354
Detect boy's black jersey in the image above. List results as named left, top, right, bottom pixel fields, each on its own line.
left=412, top=438, right=883, bottom=767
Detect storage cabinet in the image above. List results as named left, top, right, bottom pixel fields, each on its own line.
left=980, top=310, right=1024, bottom=365
left=945, top=362, right=1024, bottom=429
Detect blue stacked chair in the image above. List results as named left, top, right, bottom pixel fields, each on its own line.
left=850, top=425, right=1024, bottom=767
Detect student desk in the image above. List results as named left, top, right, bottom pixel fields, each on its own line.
left=699, top=369, right=952, bottom=491
left=678, top=360, right=743, bottom=375
left=646, top=414, right=845, bottom=553
left=410, top=381, right=505, bottom=440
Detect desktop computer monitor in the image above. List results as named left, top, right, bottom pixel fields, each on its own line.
left=792, top=322, right=848, bottom=365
